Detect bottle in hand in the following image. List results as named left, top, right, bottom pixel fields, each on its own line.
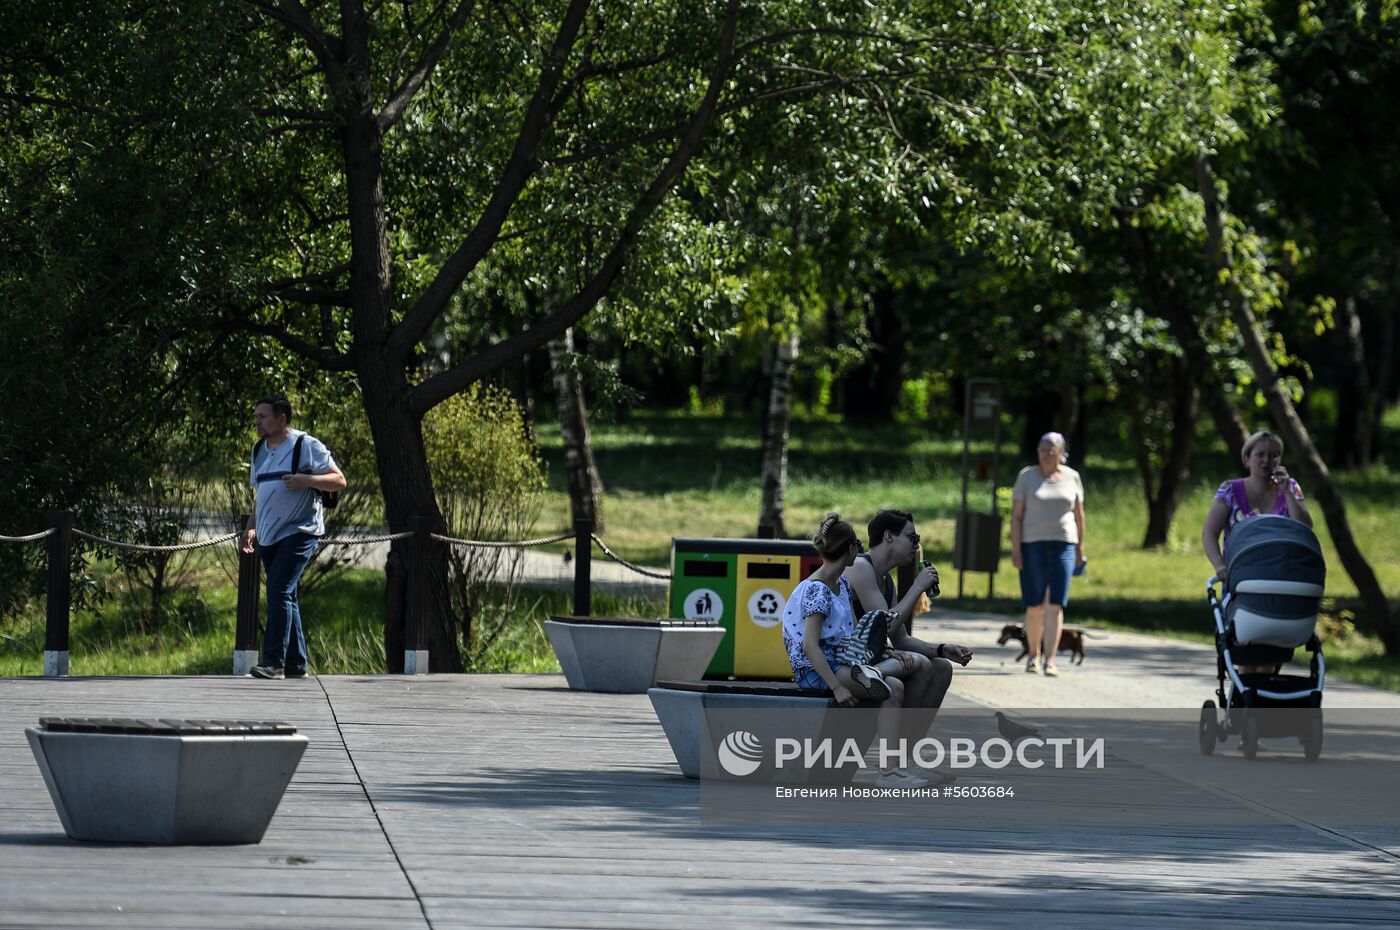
left=920, top=558, right=940, bottom=597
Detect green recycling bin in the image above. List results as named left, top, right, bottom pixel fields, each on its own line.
left=670, top=538, right=818, bottom=678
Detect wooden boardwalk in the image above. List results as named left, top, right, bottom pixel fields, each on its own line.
left=2, top=671, right=1399, bottom=929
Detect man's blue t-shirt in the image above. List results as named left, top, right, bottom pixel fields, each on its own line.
left=250, top=430, right=336, bottom=546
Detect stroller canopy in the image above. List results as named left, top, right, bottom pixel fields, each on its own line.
left=1226, top=514, right=1325, bottom=595
left=1225, top=515, right=1325, bottom=647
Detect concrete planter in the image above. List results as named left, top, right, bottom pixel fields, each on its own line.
left=26, top=718, right=307, bottom=844
left=647, top=681, right=878, bottom=783
left=546, top=616, right=725, bottom=693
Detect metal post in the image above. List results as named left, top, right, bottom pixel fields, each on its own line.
left=44, top=511, right=73, bottom=677
left=404, top=516, right=432, bottom=674
left=957, top=386, right=972, bottom=600
left=756, top=524, right=774, bottom=539
left=989, top=407, right=1003, bottom=600
left=233, top=514, right=261, bottom=675
left=573, top=518, right=593, bottom=617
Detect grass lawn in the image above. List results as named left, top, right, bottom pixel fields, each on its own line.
left=529, top=412, right=1400, bottom=692
left=3, top=408, right=1398, bottom=690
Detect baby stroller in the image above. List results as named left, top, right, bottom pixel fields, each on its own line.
left=1200, top=515, right=1326, bottom=761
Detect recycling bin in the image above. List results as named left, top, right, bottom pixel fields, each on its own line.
left=670, top=538, right=818, bottom=678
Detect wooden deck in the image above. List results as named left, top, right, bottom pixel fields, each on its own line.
left=2, top=672, right=1399, bottom=929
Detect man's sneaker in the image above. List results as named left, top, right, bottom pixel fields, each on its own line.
left=285, top=669, right=309, bottom=679
left=876, top=767, right=930, bottom=789
left=850, top=664, right=892, bottom=702
left=250, top=665, right=284, bottom=680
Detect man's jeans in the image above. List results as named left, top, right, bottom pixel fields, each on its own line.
left=258, top=532, right=318, bottom=673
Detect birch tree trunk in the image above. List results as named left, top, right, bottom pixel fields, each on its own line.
left=549, top=328, right=605, bottom=531
left=1196, top=154, right=1396, bottom=649
left=759, top=330, right=800, bottom=537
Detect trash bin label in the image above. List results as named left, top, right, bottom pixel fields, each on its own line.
left=684, top=588, right=724, bottom=622
left=746, top=588, right=785, bottom=628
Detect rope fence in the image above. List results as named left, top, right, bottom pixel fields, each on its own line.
left=72, top=530, right=238, bottom=553
left=7, top=512, right=673, bottom=677
left=431, top=531, right=573, bottom=549
left=591, top=533, right=672, bottom=580
left=0, top=529, right=56, bottom=544
left=320, top=531, right=413, bottom=545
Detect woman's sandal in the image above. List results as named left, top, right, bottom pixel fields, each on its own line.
left=850, top=664, right=892, bottom=702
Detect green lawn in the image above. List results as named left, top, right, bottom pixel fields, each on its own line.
left=528, top=412, right=1400, bottom=691
left=3, top=409, right=1398, bottom=690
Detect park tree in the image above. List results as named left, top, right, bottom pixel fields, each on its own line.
left=5, top=0, right=1270, bottom=668
left=1196, top=154, right=1397, bottom=649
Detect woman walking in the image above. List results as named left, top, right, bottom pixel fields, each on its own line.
left=1010, top=432, right=1087, bottom=677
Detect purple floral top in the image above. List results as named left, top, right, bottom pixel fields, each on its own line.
left=1214, top=477, right=1306, bottom=552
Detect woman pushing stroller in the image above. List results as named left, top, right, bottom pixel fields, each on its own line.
left=1203, top=429, right=1312, bottom=583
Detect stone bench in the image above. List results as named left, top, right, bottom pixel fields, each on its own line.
left=546, top=615, right=726, bottom=693
left=26, top=717, right=308, bottom=844
left=647, top=680, right=880, bottom=783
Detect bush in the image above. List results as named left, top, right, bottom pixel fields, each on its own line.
left=423, top=385, right=547, bottom=667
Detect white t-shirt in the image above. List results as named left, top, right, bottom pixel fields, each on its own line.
left=1012, top=465, right=1084, bottom=544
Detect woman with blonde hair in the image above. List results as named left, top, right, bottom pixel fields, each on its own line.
left=1203, top=429, right=1313, bottom=583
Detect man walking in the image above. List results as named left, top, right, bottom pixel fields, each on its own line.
left=239, top=395, right=345, bottom=680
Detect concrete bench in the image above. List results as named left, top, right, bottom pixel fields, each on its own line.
left=648, top=680, right=879, bottom=783
left=546, top=615, right=726, bottom=693
left=26, top=717, right=308, bottom=844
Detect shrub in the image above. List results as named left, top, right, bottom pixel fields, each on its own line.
left=423, top=384, right=546, bottom=666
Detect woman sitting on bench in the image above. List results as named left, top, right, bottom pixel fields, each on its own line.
left=781, top=513, right=936, bottom=788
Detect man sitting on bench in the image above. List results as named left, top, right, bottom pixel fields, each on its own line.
left=845, top=509, right=972, bottom=740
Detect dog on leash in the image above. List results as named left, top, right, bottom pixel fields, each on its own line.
left=996, top=623, right=1102, bottom=665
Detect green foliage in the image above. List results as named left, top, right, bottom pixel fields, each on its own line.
left=423, top=385, right=547, bottom=662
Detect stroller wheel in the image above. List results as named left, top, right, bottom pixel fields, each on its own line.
left=1242, top=712, right=1260, bottom=760
left=1198, top=701, right=1217, bottom=756
left=1302, top=708, right=1323, bottom=762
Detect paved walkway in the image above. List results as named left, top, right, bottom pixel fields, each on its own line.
left=3, top=670, right=1398, bottom=930
left=5, top=598, right=1399, bottom=928
left=922, top=607, right=1400, bottom=709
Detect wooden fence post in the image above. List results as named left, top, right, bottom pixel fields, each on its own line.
left=573, top=518, right=593, bottom=617
left=233, top=514, right=261, bottom=675
left=404, top=516, right=433, bottom=674
left=44, top=511, right=74, bottom=677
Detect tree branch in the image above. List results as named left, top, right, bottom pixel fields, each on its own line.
left=409, top=0, right=740, bottom=415
left=388, top=0, right=595, bottom=356
left=244, top=0, right=347, bottom=89
left=236, top=320, right=355, bottom=371
left=379, top=0, right=477, bottom=131
left=264, top=287, right=352, bottom=306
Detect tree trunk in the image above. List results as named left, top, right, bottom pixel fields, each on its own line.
left=1118, top=215, right=1247, bottom=465
left=1021, top=388, right=1061, bottom=460
left=759, top=330, right=799, bottom=537
left=1142, top=359, right=1199, bottom=548
left=841, top=284, right=904, bottom=419
left=1372, top=301, right=1395, bottom=455
left=342, top=85, right=461, bottom=671
left=549, top=328, right=604, bottom=530
left=1206, top=385, right=1250, bottom=466
left=1196, top=154, right=1396, bottom=649
left=1332, top=296, right=1373, bottom=469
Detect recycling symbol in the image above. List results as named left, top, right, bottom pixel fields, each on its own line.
left=747, top=588, right=784, bottom=628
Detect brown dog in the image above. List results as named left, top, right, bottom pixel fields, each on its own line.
left=996, top=623, right=1101, bottom=665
